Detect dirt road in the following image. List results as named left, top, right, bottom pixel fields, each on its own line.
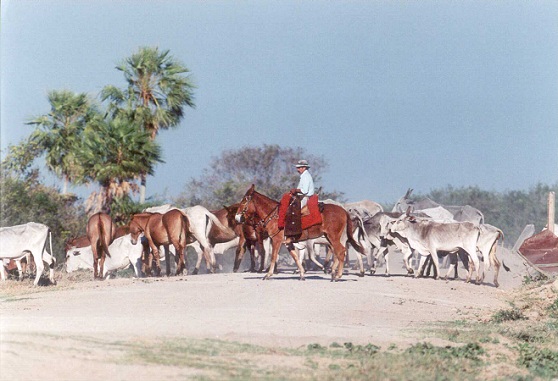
left=0, top=247, right=531, bottom=380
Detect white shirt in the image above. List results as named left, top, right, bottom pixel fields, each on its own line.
left=297, top=169, right=315, bottom=197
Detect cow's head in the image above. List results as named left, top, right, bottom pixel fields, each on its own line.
left=65, top=248, right=89, bottom=273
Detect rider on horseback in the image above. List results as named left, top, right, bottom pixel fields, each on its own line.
left=291, top=159, right=315, bottom=210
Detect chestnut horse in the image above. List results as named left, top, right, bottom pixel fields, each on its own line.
left=235, top=185, right=365, bottom=281
left=218, top=204, right=268, bottom=273
left=129, top=210, right=190, bottom=276
left=86, top=212, right=116, bottom=280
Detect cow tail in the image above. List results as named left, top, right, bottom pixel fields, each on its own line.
left=346, top=213, right=365, bottom=255
left=100, top=216, right=111, bottom=258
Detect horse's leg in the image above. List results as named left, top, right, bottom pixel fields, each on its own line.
left=263, top=238, right=282, bottom=280
left=328, top=238, right=347, bottom=282
left=92, top=242, right=100, bottom=279
left=233, top=236, right=247, bottom=272
left=162, top=245, right=171, bottom=276
left=256, top=242, right=265, bottom=272
left=192, top=245, right=203, bottom=275
left=249, top=243, right=258, bottom=273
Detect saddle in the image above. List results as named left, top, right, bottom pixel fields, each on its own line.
left=278, top=194, right=322, bottom=237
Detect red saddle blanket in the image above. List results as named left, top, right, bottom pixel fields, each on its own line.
left=278, top=194, right=322, bottom=230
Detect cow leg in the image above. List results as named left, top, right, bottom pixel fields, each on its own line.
left=309, top=244, right=325, bottom=272
left=0, top=263, right=7, bottom=281
left=15, top=260, right=24, bottom=281
left=286, top=243, right=305, bottom=280
left=32, top=252, right=45, bottom=287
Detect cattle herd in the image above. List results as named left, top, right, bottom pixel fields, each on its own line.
left=1, top=188, right=507, bottom=287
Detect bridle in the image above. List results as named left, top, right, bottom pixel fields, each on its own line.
left=236, top=192, right=281, bottom=237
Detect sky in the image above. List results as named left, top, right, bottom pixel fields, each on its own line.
left=1, top=1, right=557, bottom=205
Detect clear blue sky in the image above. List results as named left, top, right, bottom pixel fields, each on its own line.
left=1, top=1, right=557, bottom=204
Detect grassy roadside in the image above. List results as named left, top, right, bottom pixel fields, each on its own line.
left=2, top=272, right=557, bottom=380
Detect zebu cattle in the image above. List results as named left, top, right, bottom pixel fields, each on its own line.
left=385, top=213, right=482, bottom=283
left=86, top=212, right=117, bottom=280
left=0, top=222, right=56, bottom=286
left=440, top=223, right=505, bottom=287
left=66, top=234, right=143, bottom=278
left=344, top=199, right=384, bottom=222
left=392, top=188, right=485, bottom=224
left=143, top=205, right=236, bottom=274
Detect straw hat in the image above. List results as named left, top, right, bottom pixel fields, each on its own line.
left=294, top=159, right=310, bottom=168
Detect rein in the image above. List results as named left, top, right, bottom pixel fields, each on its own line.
left=238, top=192, right=282, bottom=238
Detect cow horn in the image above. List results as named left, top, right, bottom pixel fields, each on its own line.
left=405, top=206, right=412, bottom=216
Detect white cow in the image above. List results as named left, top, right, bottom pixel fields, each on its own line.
left=66, top=234, right=144, bottom=278
left=0, top=222, right=56, bottom=286
left=385, top=214, right=482, bottom=283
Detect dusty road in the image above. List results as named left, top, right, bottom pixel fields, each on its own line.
left=0, top=247, right=531, bottom=380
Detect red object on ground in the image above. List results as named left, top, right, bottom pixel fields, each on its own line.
left=518, top=229, right=558, bottom=276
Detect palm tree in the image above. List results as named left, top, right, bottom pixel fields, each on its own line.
left=27, top=90, right=98, bottom=194
left=78, top=117, right=164, bottom=214
left=101, top=46, right=195, bottom=202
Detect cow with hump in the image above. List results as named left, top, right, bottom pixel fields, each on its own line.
left=384, top=209, right=483, bottom=283
left=0, top=222, right=56, bottom=286
left=66, top=234, right=144, bottom=278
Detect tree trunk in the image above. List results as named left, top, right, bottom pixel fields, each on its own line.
left=139, top=172, right=147, bottom=204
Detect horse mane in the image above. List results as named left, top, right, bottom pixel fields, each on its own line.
left=251, top=189, right=279, bottom=205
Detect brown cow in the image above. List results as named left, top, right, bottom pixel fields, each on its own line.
left=129, top=210, right=190, bottom=276
left=86, top=212, right=116, bottom=280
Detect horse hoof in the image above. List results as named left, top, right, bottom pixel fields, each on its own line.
left=192, top=268, right=199, bottom=275
left=358, top=272, right=364, bottom=278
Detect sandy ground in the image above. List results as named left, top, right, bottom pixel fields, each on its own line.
left=0, top=246, right=534, bottom=380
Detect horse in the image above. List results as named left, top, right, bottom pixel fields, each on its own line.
left=86, top=212, right=116, bottom=280
left=129, top=210, right=190, bottom=276
left=222, top=204, right=269, bottom=273
left=234, top=185, right=365, bottom=281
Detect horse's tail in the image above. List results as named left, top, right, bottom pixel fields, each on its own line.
left=99, top=214, right=112, bottom=258
left=346, top=212, right=366, bottom=255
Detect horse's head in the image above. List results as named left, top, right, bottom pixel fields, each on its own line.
left=224, top=204, right=240, bottom=227
left=129, top=215, right=146, bottom=245
left=235, top=185, right=257, bottom=224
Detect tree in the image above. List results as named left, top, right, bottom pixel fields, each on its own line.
left=27, top=90, right=98, bottom=194
left=77, top=117, right=164, bottom=214
left=174, top=144, right=345, bottom=209
left=1, top=157, right=87, bottom=263
left=101, top=46, right=196, bottom=203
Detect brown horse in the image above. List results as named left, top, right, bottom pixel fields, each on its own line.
left=86, top=212, right=116, bottom=280
left=217, top=204, right=268, bottom=273
left=235, top=185, right=365, bottom=281
left=129, top=210, right=190, bottom=276
left=65, top=225, right=130, bottom=252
